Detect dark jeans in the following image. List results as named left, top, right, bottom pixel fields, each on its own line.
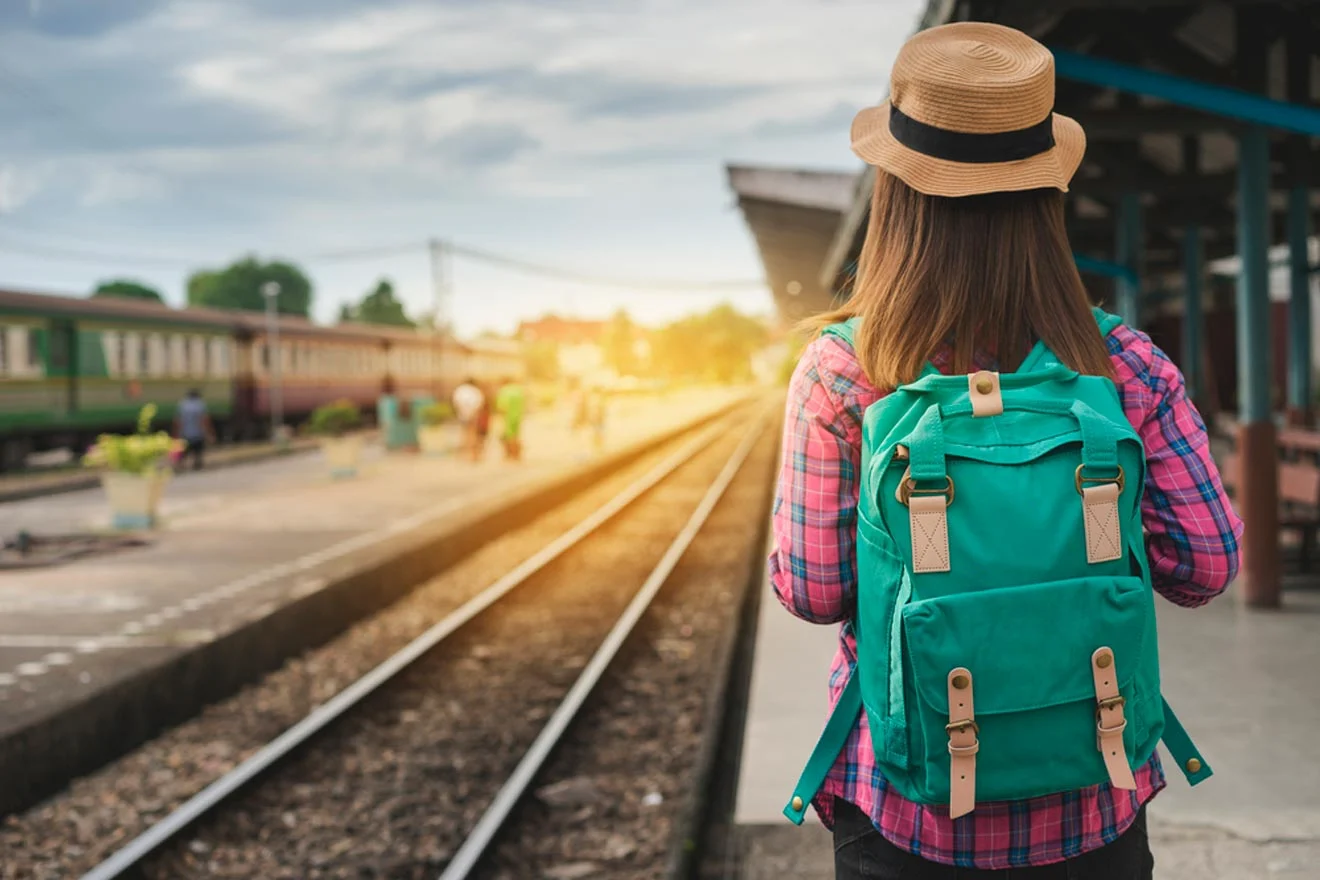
left=182, top=438, right=205, bottom=471
left=832, top=798, right=1153, bottom=879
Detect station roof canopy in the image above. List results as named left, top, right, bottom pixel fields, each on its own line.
left=802, top=0, right=1320, bottom=305
left=725, top=165, right=860, bottom=323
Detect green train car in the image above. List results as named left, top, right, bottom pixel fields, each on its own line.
left=0, top=289, right=237, bottom=470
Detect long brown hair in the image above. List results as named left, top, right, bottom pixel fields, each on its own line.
left=806, top=172, right=1114, bottom=389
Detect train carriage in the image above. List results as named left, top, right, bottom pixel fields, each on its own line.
left=0, top=287, right=527, bottom=468
left=0, top=290, right=237, bottom=468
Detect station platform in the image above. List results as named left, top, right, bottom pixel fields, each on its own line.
left=735, top=579, right=1320, bottom=878
left=0, top=385, right=746, bottom=816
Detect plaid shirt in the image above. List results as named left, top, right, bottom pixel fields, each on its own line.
left=769, top=324, right=1243, bottom=870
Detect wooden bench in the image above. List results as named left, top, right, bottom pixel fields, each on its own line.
left=1221, top=425, right=1320, bottom=571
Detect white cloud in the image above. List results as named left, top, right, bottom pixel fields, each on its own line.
left=1, top=0, right=922, bottom=334
left=0, top=166, right=42, bottom=214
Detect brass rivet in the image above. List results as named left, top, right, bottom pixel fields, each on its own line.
left=791, top=796, right=804, bottom=811
left=952, top=674, right=969, bottom=690
left=1096, top=652, right=1113, bottom=669
left=1186, top=758, right=1202, bottom=774
left=975, top=377, right=993, bottom=395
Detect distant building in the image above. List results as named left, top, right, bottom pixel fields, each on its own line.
left=517, top=315, right=624, bottom=382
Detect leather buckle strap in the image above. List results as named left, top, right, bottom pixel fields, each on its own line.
left=1091, top=647, right=1137, bottom=790
left=946, top=667, right=977, bottom=818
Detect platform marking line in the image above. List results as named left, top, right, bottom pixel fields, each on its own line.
left=0, top=493, right=470, bottom=695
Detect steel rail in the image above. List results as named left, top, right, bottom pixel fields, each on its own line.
left=438, top=414, right=766, bottom=879
left=79, top=415, right=736, bottom=880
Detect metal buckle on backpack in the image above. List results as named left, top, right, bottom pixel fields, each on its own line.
left=1095, top=695, right=1127, bottom=737
left=945, top=718, right=979, bottom=735
left=1075, top=464, right=1125, bottom=495
left=1096, top=695, right=1126, bottom=712
left=896, top=467, right=955, bottom=506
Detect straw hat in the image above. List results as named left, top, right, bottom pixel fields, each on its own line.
left=851, top=21, right=1085, bottom=198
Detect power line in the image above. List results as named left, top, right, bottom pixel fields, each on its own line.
left=0, top=231, right=765, bottom=292
left=448, top=242, right=763, bottom=291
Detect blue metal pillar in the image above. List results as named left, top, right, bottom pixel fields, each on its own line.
left=1287, top=186, right=1312, bottom=420
left=1287, top=29, right=1313, bottom=426
left=1182, top=224, right=1204, bottom=404
left=1116, top=191, right=1142, bottom=328
left=1237, top=123, right=1281, bottom=607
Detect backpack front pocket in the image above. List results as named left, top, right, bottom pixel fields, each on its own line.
left=898, top=575, right=1163, bottom=805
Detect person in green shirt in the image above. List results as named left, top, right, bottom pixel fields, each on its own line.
left=495, top=377, right=526, bottom=461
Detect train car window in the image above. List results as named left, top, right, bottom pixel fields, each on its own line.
left=48, top=324, right=70, bottom=371
left=260, top=342, right=269, bottom=372
left=210, top=338, right=226, bottom=377
left=128, top=333, right=144, bottom=376
left=149, top=334, right=163, bottom=376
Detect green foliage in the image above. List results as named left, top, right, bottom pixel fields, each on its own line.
left=523, top=340, right=560, bottom=381
left=340, top=278, right=413, bottom=327
left=419, top=402, right=455, bottom=426
left=92, top=279, right=164, bottom=303
left=82, top=404, right=181, bottom=475
left=650, top=303, right=768, bottom=383
left=601, top=309, right=639, bottom=376
left=307, top=399, right=363, bottom=437
left=186, top=257, right=313, bottom=316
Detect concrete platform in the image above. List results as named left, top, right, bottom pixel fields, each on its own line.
left=0, top=386, right=748, bottom=816
left=733, top=580, right=1320, bottom=878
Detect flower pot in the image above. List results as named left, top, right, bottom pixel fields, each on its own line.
left=101, top=470, right=170, bottom=530
left=321, top=435, right=364, bottom=478
left=417, top=424, right=455, bottom=457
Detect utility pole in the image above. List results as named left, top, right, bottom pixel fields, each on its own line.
left=428, top=238, right=450, bottom=398
left=261, top=281, right=284, bottom=444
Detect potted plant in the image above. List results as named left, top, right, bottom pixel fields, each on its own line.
left=417, top=401, right=456, bottom=456
left=83, top=404, right=183, bottom=530
left=308, top=399, right=365, bottom=477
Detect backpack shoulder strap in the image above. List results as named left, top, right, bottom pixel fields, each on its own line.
left=821, top=317, right=859, bottom=347
left=1016, top=307, right=1124, bottom=373
left=1092, top=306, right=1124, bottom=337
left=822, top=318, right=941, bottom=380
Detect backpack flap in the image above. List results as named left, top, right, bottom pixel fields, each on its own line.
left=900, top=573, right=1163, bottom=804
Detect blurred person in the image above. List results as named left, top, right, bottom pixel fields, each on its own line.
left=473, top=381, right=493, bottom=462
left=771, top=23, right=1241, bottom=880
left=567, top=377, right=589, bottom=436
left=451, top=377, right=484, bottom=461
left=587, top=386, right=607, bottom=453
left=495, top=376, right=526, bottom=461
left=174, top=388, right=213, bottom=471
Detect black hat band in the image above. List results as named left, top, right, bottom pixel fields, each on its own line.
left=888, top=105, right=1055, bottom=164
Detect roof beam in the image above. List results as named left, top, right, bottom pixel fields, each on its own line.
left=1075, top=106, right=1240, bottom=136
left=1051, top=49, right=1320, bottom=135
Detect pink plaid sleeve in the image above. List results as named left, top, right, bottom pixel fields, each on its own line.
left=768, top=338, right=867, bottom=624
left=1108, top=325, right=1243, bottom=607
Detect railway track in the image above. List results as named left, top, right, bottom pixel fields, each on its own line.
left=74, top=404, right=777, bottom=879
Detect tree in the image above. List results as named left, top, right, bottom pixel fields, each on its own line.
left=650, top=303, right=768, bottom=383
left=524, top=340, right=560, bottom=381
left=92, top=279, right=163, bottom=303
left=186, top=257, right=313, bottom=316
left=340, top=278, right=413, bottom=327
left=601, top=309, right=638, bottom=376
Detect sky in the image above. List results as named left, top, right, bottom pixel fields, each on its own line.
left=0, top=0, right=920, bottom=338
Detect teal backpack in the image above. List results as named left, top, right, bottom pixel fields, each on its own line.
left=784, top=309, right=1211, bottom=824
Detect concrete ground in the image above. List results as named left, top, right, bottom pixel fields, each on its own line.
left=0, top=436, right=320, bottom=503
left=733, top=578, right=1320, bottom=879
left=0, top=387, right=742, bottom=727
